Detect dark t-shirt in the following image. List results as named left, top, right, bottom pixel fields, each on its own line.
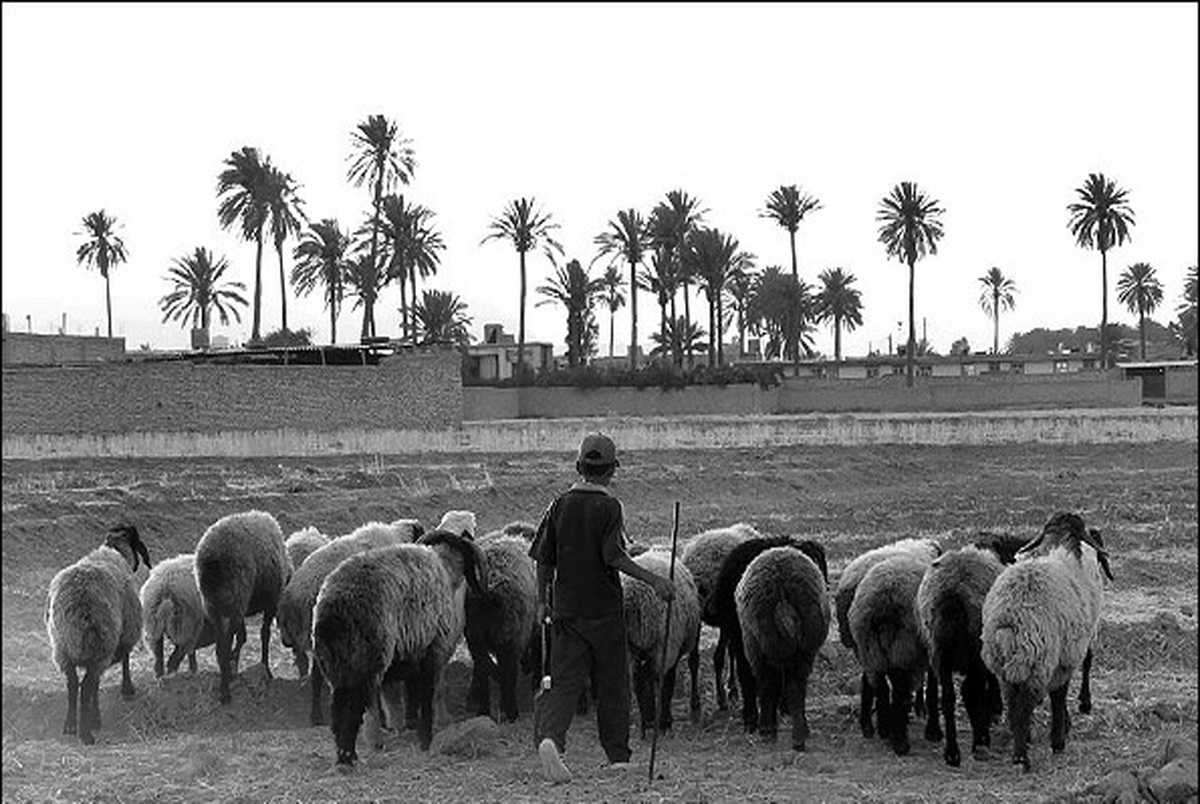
left=529, top=482, right=628, bottom=618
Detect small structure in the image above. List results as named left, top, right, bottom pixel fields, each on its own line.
left=2, top=331, right=126, bottom=366
left=1118, top=360, right=1198, bottom=405
left=464, top=324, right=554, bottom=381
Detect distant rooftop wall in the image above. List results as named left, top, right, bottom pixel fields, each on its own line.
left=2, top=331, right=126, bottom=365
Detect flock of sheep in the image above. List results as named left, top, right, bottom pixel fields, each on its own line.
left=44, top=505, right=1112, bottom=775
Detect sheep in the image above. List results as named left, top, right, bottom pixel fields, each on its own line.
left=46, top=524, right=151, bottom=744
left=981, top=512, right=1113, bottom=771
left=437, top=510, right=477, bottom=538
left=682, top=522, right=760, bottom=710
left=285, top=526, right=331, bottom=573
left=311, top=528, right=487, bottom=767
left=915, top=533, right=1029, bottom=766
left=140, top=553, right=217, bottom=677
left=276, top=519, right=424, bottom=725
left=848, top=552, right=937, bottom=756
left=194, top=510, right=292, bottom=705
left=464, top=532, right=538, bottom=722
left=834, top=536, right=942, bottom=739
left=703, top=534, right=827, bottom=735
left=735, top=540, right=830, bottom=751
left=622, top=549, right=702, bottom=738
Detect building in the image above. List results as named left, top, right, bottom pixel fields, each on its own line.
left=2, top=330, right=126, bottom=366
left=464, top=324, right=555, bottom=381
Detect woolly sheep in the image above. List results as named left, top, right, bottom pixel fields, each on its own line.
left=683, top=522, right=760, bottom=711
left=437, top=510, right=477, bottom=538
left=735, top=540, right=830, bottom=751
left=622, top=549, right=702, bottom=737
left=849, top=552, right=936, bottom=756
left=915, top=533, right=1028, bottom=766
left=140, top=553, right=217, bottom=677
left=46, top=524, right=151, bottom=744
left=285, top=527, right=331, bottom=574
left=981, top=512, right=1113, bottom=771
left=835, top=536, right=941, bottom=737
left=312, top=529, right=487, bottom=767
left=194, top=510, right=292, bottom=704
left=276, top=519, right=424, bottom=725
left=704, top=534, right=827, bottom=734
left=464, top=532, right=538, bottom=722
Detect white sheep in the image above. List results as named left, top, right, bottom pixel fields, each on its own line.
left=140, top=553, right=216, bottom=677
left=622, top=549, right=702, bottom=737
left=194, top=510, right=292, bottom=704
left=735, top=540, right=829, bottom=751
left=981, top=512, right=1113, bottom=772
left=437, top=510, right=477, bottom=538
left=46, top=524, right=151, bottom=744
left=682, top=522, right=760, bottom=711
left=464, top=532, right=538, bottom=722
left=848, top=552, right=937, bottom=757
left=311, top=529, right=488, bottom=767
left=285, top=526, right=331, bottom=574
left=276, top=519, right=424, bottom=725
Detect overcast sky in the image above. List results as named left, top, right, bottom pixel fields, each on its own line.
left=3, top=2, right=1197, bottom=358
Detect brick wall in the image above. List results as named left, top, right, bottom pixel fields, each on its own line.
left=1, top=346, right=461, bottom=437
left=2, top=332, right=126, bottom=365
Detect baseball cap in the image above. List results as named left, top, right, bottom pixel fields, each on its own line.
left=577, top=432, right=619, bottom=468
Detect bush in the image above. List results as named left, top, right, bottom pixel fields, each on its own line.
left=250, top=328, right=313, bottom=349
left=462, top=362, right=783, bottom=391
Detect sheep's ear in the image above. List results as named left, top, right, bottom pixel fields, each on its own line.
left=1016, top=531, right=1045, bottom=556
left=134, top=534, right=152, bottom=571
left=1082, top=528, right=1114, bottom=581
left=411, top=522, right=425, bottom=540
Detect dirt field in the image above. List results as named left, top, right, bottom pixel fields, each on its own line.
left=3, top=442, right=1196, bottom=803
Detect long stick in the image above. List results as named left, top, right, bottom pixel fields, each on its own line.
left=648, top=500, right=681, bottom=783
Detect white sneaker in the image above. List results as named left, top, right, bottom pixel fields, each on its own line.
left=538, top=738, right=571, bottom=783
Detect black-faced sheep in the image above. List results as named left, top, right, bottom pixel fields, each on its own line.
left=140, top=553, right=216, bottom=677
left=622, top=549, right=702, bottom=737
left=849, top=552, right=937, bottom=756
left=835, top=537, right=941, bottom=738
left=915, top=533, right=1028, bottom=766
left=981, top=512, right=1113, bottom=771
left=735, top=541, right=830, bottom=751
left=194, top=510, right=292, bottom=704
left=276, top=519, right=424, bottom=725
left=312, top=529, right=487, bottom=767
left=285, top=526, right=331, bottom=575
left=682, top=522, right=760, bottom=711
left=46, top=524, right=151, bottom=744
left=465, top=532, right=538, bottom=722
left=704, top=534, right=828, bottom=736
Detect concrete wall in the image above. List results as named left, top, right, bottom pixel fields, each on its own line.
left=2, top=332, right=126, bottom=365
left=1166, top=366, right=1198, bottom=404
left=1, top=345, right=461, bottom=437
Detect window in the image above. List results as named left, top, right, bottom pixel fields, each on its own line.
left=918, top=365, right=933, bottom=377
left=1010, top=362, right=1024, bottom=374
left=1082, top=359, right=1096, bottom=370
left=987, top=362, right=1001, bottom=373
left=1054, top=360, right=1070, bottom=373
left=962, top=363, right=977, bottom=376
left=891, top=365, right=905, bottom=376
left=866, top=366, right=880, bottom=379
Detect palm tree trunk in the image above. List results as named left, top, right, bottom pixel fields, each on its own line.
left=629, top=258, right=638, bottom=371
left=1100, top=248, right=1109, bottom=369
left=104, top=272, right=113, bottom=339
left=609, top=307, right=615, bottom=360
left=789, top=230, right=798, bottom=280
left=669, top=295, right=679, bottom=366
left=708, top=295, right=716, bottom=367
left=907, top=258, right=916, bottom=387
left=993, top=288, right=1000, bottom=355
left=1139, top=307, right=1146, bottom=360
left=835, top=313, right=842, bottom=363
left=683, top=280, right=692, bottom=367
left=716, top=294, right=725, bottom=366
left=365, top=174, right=383, bottom=342
left=253, top=230, right=264, bottom=342
left=517, top=250, right=527, bottom=382
left=277, top=243, right=289, bottom=332
left=410, top=269, right=419, bottom=339
left=399, top=266, right=409, bottom=341
left=330, top=299, right=337, bottom=346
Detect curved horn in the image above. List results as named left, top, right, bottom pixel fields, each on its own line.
left=1015, top=531, right=1045, bottom=556
left=1083, top=528, right=1114, bottom=582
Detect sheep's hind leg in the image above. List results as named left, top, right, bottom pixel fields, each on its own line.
left=498, top=645, right=521, bottom=723
left=1006, top=683, right=1035, bottom=772
left=687, top=642, right=701, bottom=723
left=259, top=610, right=275, bottom=679
left=63, top=665, right=79, bottom=736
left=789, top=656, right=814, bottom=752
left=79, top=667, right=101, bottom=745
left=415, top=661, right=437, bottom=751
left=940, top=663, right=961, bottom=767
left=658, top=664, right=679, bottom=734
left=120, top=652, right=136, bottom=698
left=713, top=630, right=729, bottom=710
left=1049, top=683, right=1070, bottom=754
left=924, top=668, right=942, bottom=742
left=166, top=643, right=187, bottom=675
left=757, top=661, right=780, bottom=743
left=964, top=670, right=994, bottom=761
left=310, top=663, right=327, bottom=725
left=859, top=673, right=876, bottom=738
left=215, top=618, right=235, bottom=705
left=1077, top=648, right=1093, bottom=715
left=886, top=670, right=912, bottom=757
left=153, top=635, right=166, bottom=678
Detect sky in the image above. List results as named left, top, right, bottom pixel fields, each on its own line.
left=2, top=2, right=1197, bottom=359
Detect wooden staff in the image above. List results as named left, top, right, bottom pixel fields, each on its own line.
left=648, top=500, right=681, bottom=783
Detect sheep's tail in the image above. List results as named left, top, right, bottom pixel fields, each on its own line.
left=931, top=590, right=979, bottom=668
left=147, top=595, right=174, bottom=644
left=985, top=624, right=1036, bottom=685
left=774, top=600, right=800, bottom=644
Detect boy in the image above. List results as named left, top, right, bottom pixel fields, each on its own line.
left=529, top=432, right=674, bottom=784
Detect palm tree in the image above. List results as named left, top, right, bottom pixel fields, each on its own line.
left=650, top=315, right=706, bottom=361
left=536, top=257, right=603, bottom=367
left=159, top=247, right=247, bottom=338
left=481, top=197, right=563, bottom=381
left=412, top=289, right=472, bottom=347
left=1067, top=172, right=1136, bottom=369
left=265, top=165, right=307, bottom=333
left=378, top=195, right=445, bottom=341
left=343, top=249, right=387, bottom=338
left=593, top=209, right=650, bottom=369
left=1175, top=265, right=1198, bottom=356
left=978, top=267, right=1017, bottom=355
left=649, top=190, right=706, bottom=366
left=641, top=251, right=676, bottom=360
left=74, top=209, right=128, bottom=338
left=725, top=261, right=759, bottom=358
left=750, top=265, right=815, bottom=364
left=814, top=267, right=864, bottom=363
left=876, top=181, right=945, bottom=387
left=216, top=146, right=272, bottom=341
left=292, top=219, right=351, bottom=344
left=1116, top=262, right=1164, bottom=360
left=687, top=227, right=739, bottom=367
left=347, top=114, right=416, bottom=339
left=761, top=184, right=821, bottom=281
left=599, top=264, right=626, bottom=360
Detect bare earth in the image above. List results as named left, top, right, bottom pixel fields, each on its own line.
left=2, top=442, right=1196, bottom=803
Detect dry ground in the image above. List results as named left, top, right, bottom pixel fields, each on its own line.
left=2, top=442, right=1196, bottom=803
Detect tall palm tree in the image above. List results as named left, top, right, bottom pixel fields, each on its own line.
left=599, top=264, right=626, bottom=360
left=687, top=227, right=739, bottom=367
left=159, top=247, right=247, bottom=337
left=343, top=248, right=387, bottom=339
left=750, top=265, right=815, bottom=364
left=481, top=197, right=563, bottom=381
left=642, top=251, right=675, bottom=360
left=814, top=267, right=864, bottom=363
left=378, top=195, right=445, bottom=341
left=292, top=218, right=351, bottom=344
left=74, top=209, right=128, bottom=338
left=347, top=114, right=416, bottom=339
left=1067, top=172, right=1136, bottom=369
left=876, top=181, right=945, bottom=387
left=1117, top=262, right=1164, bottom=360
left=1176, top=265, right=1199, bottom=356
left=593, top=208, right=650, bottom=369
left=725, top=261, right=759, bottom=358
left=978, top=267, right=1017, bottom=356
left=536, top=257, right=603, bottom=367
left=216, top=146, right=272, bottom=341
left=761, top=184, right=822, bottom=281
left=412, top=289, right=472, bottom=347
left=265, top=165, right=307, bottom=333
left=649, top=190, right=706, bottom=366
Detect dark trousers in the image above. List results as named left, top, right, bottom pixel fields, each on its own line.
left=537, top=613, right=631, bottom=763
